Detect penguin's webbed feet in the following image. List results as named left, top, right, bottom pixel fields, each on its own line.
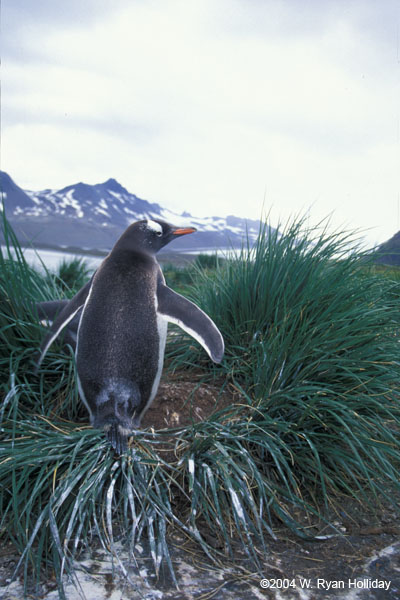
left=107, top=423, right=128, bottom=455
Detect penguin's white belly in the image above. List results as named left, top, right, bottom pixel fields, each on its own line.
left=134, top=314, right=168, bottom=425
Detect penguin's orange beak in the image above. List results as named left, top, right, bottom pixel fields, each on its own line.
left=172, top=227, right=197, bottom=236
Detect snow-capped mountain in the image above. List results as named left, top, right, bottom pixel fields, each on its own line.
left=1, top=171, right=261, bottom=252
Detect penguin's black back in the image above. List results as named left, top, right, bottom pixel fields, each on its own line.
left=76, top=250, right=160, bottom=430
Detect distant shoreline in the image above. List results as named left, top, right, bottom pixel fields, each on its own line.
left=12, top=241, right=232, bottom=259
left=2, top=242, right=229, bottom=270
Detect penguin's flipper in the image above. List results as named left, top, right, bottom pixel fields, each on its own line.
left=157, top=283, right=224, bottom=363
left=36, top=300, right=71, bottom=324
left=34, top=279, right=92, bottom=373
left=36, top=300, right=81, bottom=350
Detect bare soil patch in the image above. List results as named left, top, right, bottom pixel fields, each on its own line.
left=141, top=370, right=239, bottom=431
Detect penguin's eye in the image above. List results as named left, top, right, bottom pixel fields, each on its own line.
left=156, top=231, right=162, bottom=237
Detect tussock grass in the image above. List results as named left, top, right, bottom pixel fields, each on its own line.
left=0, top=216, right=59, bottom=386
left=193, top=252, right=222, bottom=270
left=162, top=262, right=194, bottom=294
left=0, top=399, right=180, bottom=595
left=47, top=256, right=93, bottom=296
left=1, top=211, right=399, bottom=597
left=168, top=218, right=400, bottom=513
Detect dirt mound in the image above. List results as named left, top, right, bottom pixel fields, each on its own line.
left=141, top=372, right=239, bottom=431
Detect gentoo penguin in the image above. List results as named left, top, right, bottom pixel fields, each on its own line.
left=35, top=219, right=224, bottom=453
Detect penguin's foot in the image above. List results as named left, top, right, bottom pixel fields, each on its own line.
left=107, top=423, right=128, bottom=455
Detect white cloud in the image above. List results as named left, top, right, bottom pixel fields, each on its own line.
left=2, top=0, right=399, bottom=245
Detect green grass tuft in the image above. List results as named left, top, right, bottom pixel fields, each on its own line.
left=47, top=256, right=93, bottom=296
left=167, top=217, right=400, bottom=513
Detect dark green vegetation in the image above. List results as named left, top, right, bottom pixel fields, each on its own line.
left=1, top=211, right=400, bottom=597
left=47, top=256, right=93, bottom=295
left=162, top=253, right=222, bottom=295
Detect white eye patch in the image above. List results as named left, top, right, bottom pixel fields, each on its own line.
left=146, top=219, right=163, bottom=234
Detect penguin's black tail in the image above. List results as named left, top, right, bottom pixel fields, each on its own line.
left=107, top=423, right=128, bottom=455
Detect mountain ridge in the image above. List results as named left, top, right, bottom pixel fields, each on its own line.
left=0, top=171, right=261, bottom=252
left=372, top=230, right=400, bottom=267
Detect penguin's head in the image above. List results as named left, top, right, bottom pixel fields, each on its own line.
left=117, top=219, right=197, bottom=255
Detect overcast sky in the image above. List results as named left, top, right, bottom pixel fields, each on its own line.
left=2, top=0, right=399, bottom=246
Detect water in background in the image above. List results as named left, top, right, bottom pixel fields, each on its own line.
left=2, top=245, right=240, bottom=273
left=1, top=246, right=104, bottom=272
